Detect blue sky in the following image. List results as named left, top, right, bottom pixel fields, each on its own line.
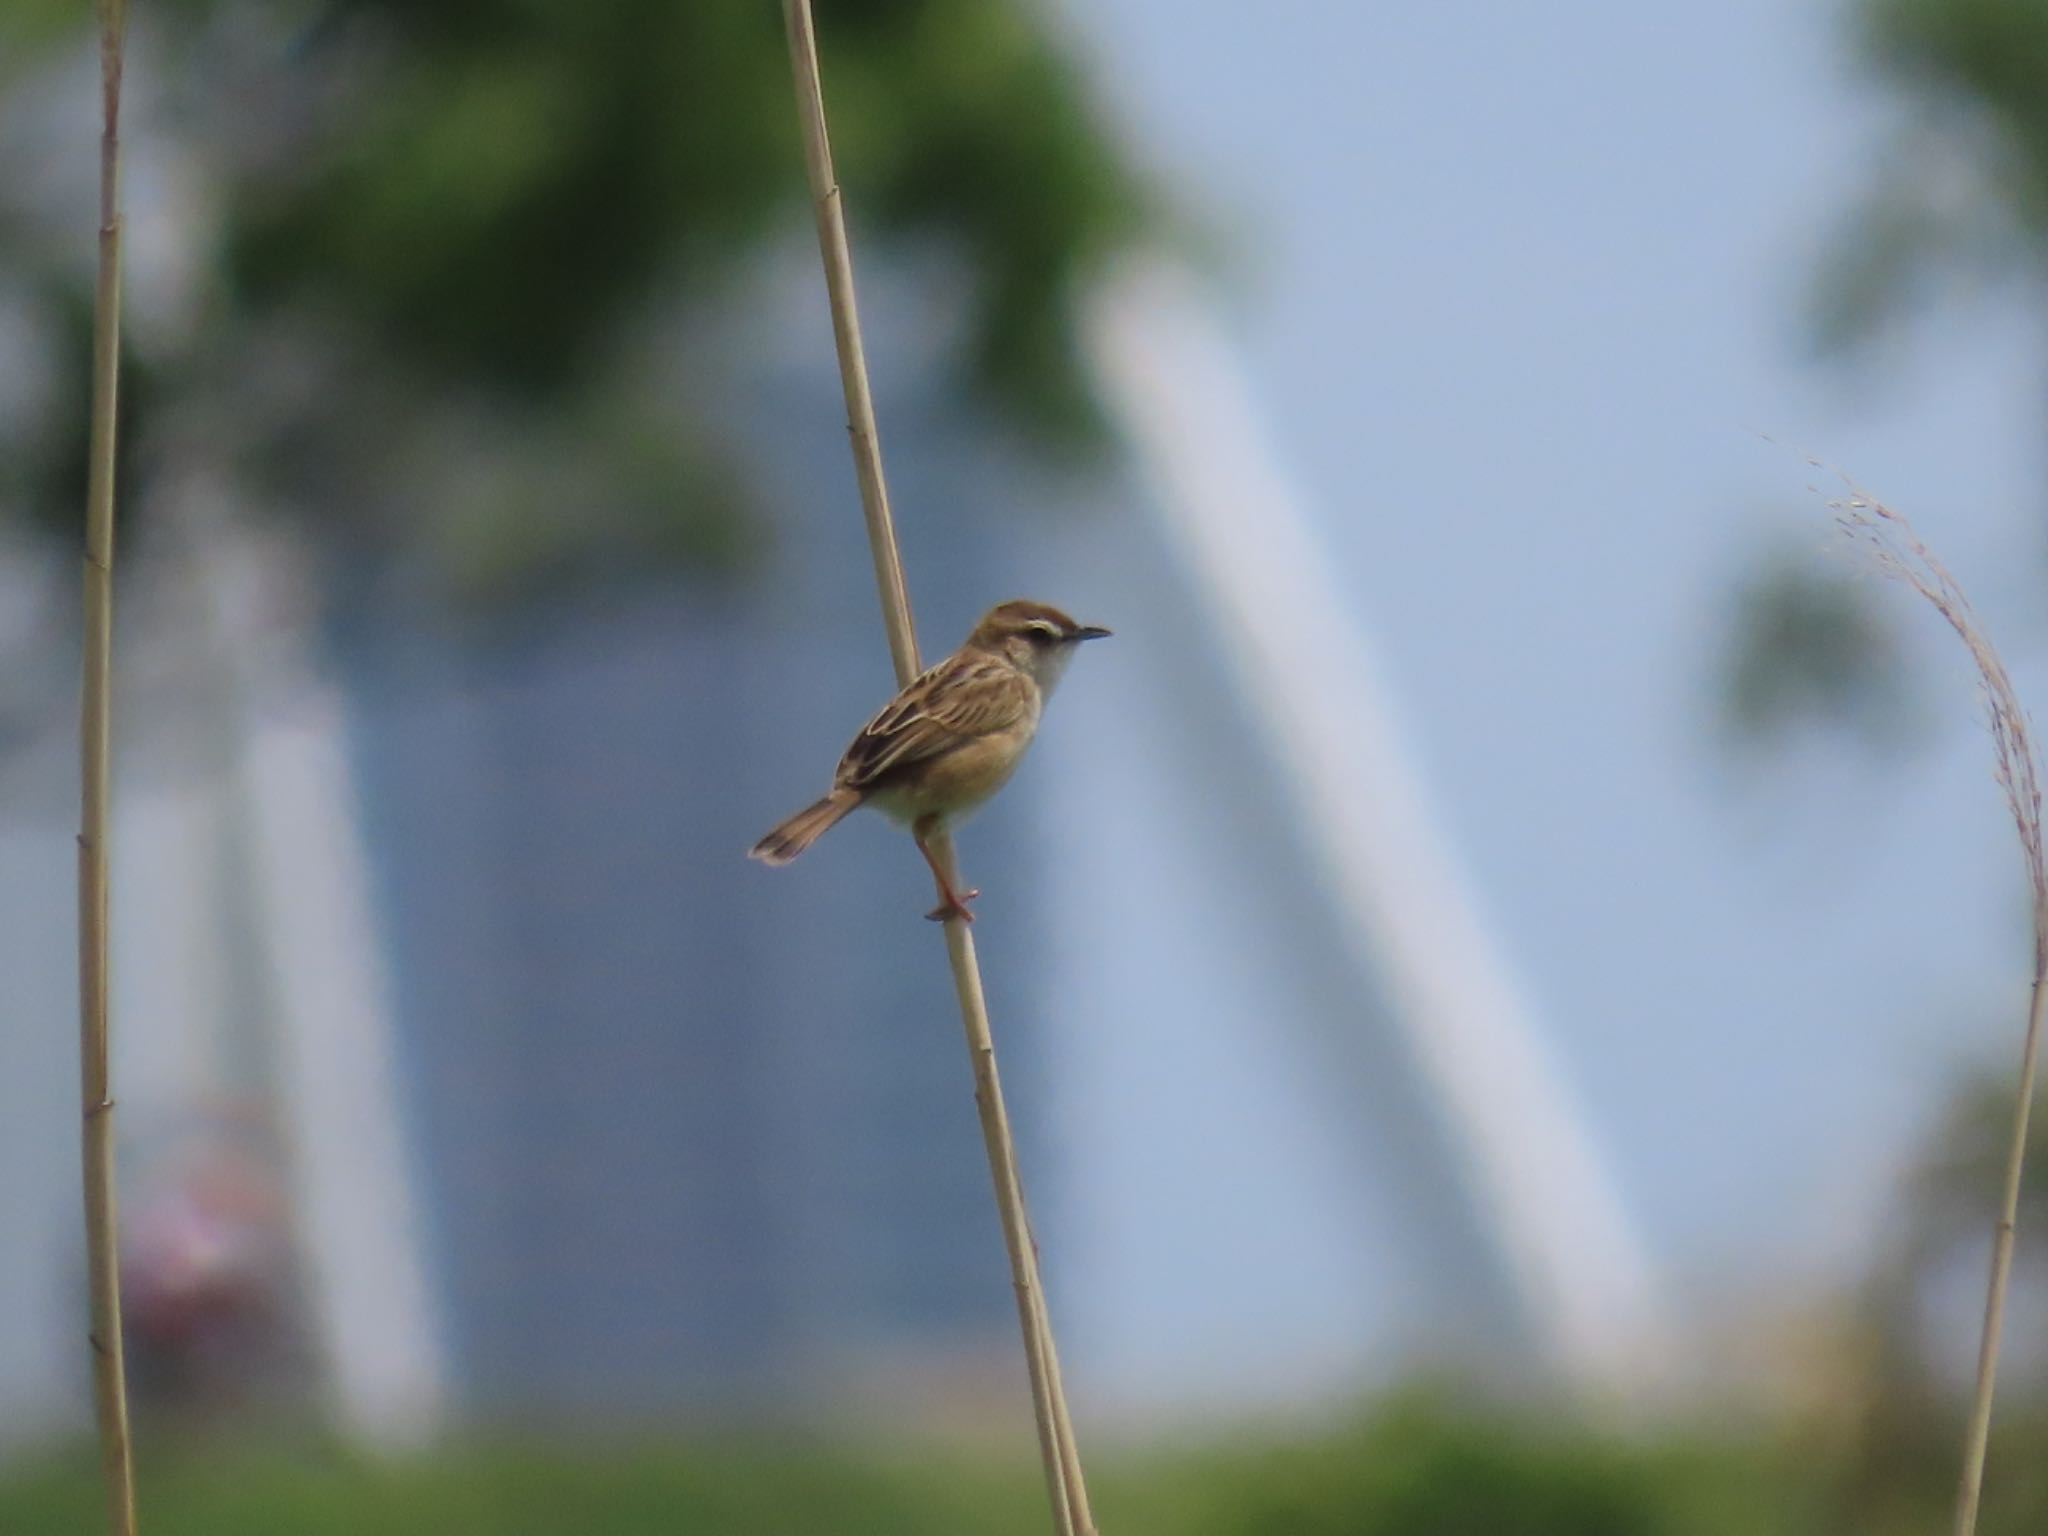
left=1066, top=0, right=2048, bottom=1321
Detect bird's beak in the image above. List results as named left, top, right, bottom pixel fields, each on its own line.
left=1071, top=625, right=1113, bottom=641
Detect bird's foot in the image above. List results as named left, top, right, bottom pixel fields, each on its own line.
left=924, top=888, right=980, bottom=924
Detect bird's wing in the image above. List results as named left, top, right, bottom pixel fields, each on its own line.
left=836, top=653, right=1033, bottom=791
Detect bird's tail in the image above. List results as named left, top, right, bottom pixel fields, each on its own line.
left=749, top=788, right=861, bottom=866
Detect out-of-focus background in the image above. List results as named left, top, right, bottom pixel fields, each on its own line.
left=4, top=0, right=2048, bottom=1530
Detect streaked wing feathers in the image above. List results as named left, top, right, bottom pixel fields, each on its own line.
left=836, top=654, right=1032, bottom=790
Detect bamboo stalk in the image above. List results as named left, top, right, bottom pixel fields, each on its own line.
left=777, top=4, right=1094, bottom=1531
left=78, top=2, right=139, bottom=1533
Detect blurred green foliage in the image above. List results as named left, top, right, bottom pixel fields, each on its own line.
left=1726, top=0, right=2048, bottom=746
left=1815, top=0, right=2048, bottom=356
left=1719, top=545, right=1913, bottom=753
left=1169, top=1402, right=1811, bottom=1536
left=1, top=0, right=1149, bottom=595
left=202, top=0, right=1147, bottom=432
left=0, top=1402, right=1815, bottom=1536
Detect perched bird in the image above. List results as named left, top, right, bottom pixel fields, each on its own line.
left=750, top=598, right=1111, bottom=922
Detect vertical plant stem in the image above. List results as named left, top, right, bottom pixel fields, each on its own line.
left=778, top=4, right=1093, bottom=1531
left=1024, top=1204, right=1094, bottom=1533
left=79, top=2, right=138, bottom=1534
left=938, top=896, right=1078, bottom=1536
left=1830, top=488, right=2048, bottom=1536
left=1953, top=976, right=2045, bottom=1536
left=778, top=0, right=919, bottom=685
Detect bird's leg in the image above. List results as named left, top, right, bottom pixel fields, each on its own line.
left=914, top=821, right=979, bottom=923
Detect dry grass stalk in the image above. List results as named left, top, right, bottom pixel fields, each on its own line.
left=1830, top=485, right=2046, bottom=1536
left=78, top=1, right=140, bottom=1532
left=777, top=3, right=1094, bottom=1531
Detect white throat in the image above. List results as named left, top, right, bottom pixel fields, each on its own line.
left=1031, top=642, right=1077, bottom=700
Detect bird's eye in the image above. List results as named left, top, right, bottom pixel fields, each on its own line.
left=1025, top=622, right=1061, bottom=646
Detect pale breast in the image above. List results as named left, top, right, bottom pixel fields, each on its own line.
left=865, top=718, right=1038, bottom=827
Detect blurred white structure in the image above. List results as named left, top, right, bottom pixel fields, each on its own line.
left=0, top=520, right=445, bottom=1452
left=1064, top=262, right=1669, bottom=1404
left=187, top=519, right=446, bottom=1444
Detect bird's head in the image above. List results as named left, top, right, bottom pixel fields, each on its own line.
left=967, top=599, right=1111, bottom=694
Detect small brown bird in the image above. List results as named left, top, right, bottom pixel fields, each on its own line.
left=750, top=599, right=1111, bottom=922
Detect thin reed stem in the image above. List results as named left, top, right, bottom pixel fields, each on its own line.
left=1025, top=1204, right=1093, bottom=1532
left=1828, top=485, right=2047, bottom=1536
left=1952, top=978, right=2044, bottom=1536
left=79, top=2, right=139, bottom=1533
left=778, top=4, right=1094, bottom=1530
